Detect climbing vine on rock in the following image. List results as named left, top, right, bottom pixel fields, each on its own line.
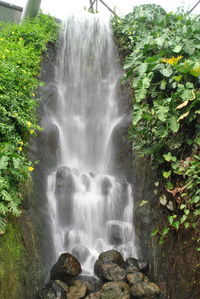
left=113, top=4, right=200, bottom=250
left=0, top=14, right=59, bottom=231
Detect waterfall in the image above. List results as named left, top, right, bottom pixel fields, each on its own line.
left=44, top=12, right=137, bottom=275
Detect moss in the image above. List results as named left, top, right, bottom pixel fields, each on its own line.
left=0, top=214, right=40, bottom=299
left=0, top=221, right=24, bottom=298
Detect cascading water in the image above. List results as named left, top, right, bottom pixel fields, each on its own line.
left=46, top=12, right=137, bottom=274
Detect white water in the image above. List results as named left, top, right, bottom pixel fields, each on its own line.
left=46, top=13, right=137, bottom=274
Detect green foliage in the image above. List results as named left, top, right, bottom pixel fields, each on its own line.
left=113, top=4, right=200, bottom=247
left=0, top=14, right=59, bottom=231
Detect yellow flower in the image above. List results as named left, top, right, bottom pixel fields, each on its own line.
left=0, top=38, right=4, bottom=41
left=27, top=121, right=32, bottom=128
left=12, top=31, right=15, bottom=34
left=162, top=55, right=183, bottom=65
left=18, top=147, right=23, bottom=151
left=19, top=37, right=23, bottom=41
left=29, top=129, right=35, bottom=134
left=2, top=55, right=5, bottom=59
left=28, top=166, right=34, bottom=172
left=18, top=141, right=24, bottom=145
left=32, top=93, right=35, bottom=97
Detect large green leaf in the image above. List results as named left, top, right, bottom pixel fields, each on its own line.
left=153, top=101, right=169, bottom=122
left=135, top=77, right=151, bottom=102
left=0, top=156, right=9, bottom=170
left=168, top=115, right=180, bottom=133
left=160, top=67, right=173, bottom=77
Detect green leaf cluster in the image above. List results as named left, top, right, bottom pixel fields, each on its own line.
left=113, top=4, right=200, bottom=248
left=0, top=14, right=59, bottom=231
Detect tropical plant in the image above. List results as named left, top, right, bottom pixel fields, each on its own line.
left=0, top=14, right=59, bottom=231
left=113, top=4, right=200, bottom=250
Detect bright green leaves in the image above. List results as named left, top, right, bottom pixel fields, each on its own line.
left=159, top=66, right=173, bottom=77
left=113, top=4, right=200, bottom=247
left=0, top=156, right=9, bottom=169
left=153, top=100, right=169, bottom=122
left=0, top=14, right=58, bottom=230
left=163, top=152, right=177, bottom=162
left=135, top=75, right=151, bottom=102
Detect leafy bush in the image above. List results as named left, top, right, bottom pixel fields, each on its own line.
left=0, top=14, right=59, bottom=231
left=113, top=4, right=200, bottom=249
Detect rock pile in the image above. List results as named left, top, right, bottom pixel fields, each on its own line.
left=36, top=250, right=161, bottom=299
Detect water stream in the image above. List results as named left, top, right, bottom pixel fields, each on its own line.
left=45, top=13, right=137, bottom=275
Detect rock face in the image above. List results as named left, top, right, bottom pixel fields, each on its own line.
left=39, top=251, right=161, bottom=299
left=50, top=253, right=82, bottom=281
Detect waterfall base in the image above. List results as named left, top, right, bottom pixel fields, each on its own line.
left=37, top=250, right=162, bottom=299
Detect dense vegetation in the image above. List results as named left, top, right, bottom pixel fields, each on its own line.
left=113, top=5, right=200, bottom=249
left=0, top=14, right=58, bottom=231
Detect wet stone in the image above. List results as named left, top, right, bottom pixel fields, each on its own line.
left=129, top=282, right=160, bottom=298
left=100, top=263, right=126, bottom=282
left=126, top=272, right=148, bottom=285
left=68, top=276, right=102, bottom=294
left=55, top=167, right=75, bottom=226
left=101, top=281, right=130, bottom=299
left=50, top=253, right=82, bottom=282
left=67, top=280, right=86, bottom=299
left=101, top=176, right=112, bottom=196
left=37, top=281, right=66, bottom=299
left=84, top=292, right=101, bottom=299
left=125, top=258, right=139, bottom=274
left=94, top=250, right=125, bottom=278
left=109, top=224, right=123, bottom=245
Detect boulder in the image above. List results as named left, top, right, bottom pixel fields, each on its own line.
left=101, top=281, right=130, bottom=299
left=94, top=250, right=124, bottom=277
left=84, top=292, right=101, bottom=299
left=68, top=276, right=102, bottom=294
left=37, top=281, right=66, bottom=299
left=67, top=280, right=87, bottom=299
left=100, top=263, right=126, bottom=281
left=55, top=280, right=69, bottom=292
left=126, top=272, right=148, bottom=285
left=50, top=253, right=82, bottom=282
left=137, top=259, right=149, bottom=273
left=125, top=258, right=149, bottom=274
left=125, top=258, right=139, bottom=273
left=129, top=282, right=160, bottom=297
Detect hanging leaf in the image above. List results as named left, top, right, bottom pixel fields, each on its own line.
left=178, top=111, right=189, bottom=121
left=176, top=100, right=189, bottom=109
